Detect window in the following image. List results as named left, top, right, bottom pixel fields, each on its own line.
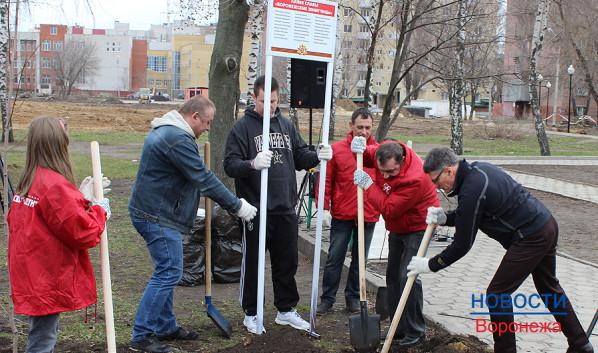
left=358, top=72, right=366, bottom=80
left=50, top=26, right=57, bottom=35
left=441, top=92, right=449, bottom=100
left=576, top=106, right=586, bottom=116
left=576, top=87, right=588, bottom=96
left=344, top=8, right=351, bottom=16
left=42, top=40, right=51, bottom=51
left=341, top=88, right=349, bottom=97
left=342, top=40, right=352, bottom=48
left=148, top=79, right=155, bottom=85
left=361, top=8, right=371, bottom=17
left=360, top=24, right=369, bottom=33
left=357, top=88, right=364, bottom=96
left=155, top=80, right=162, bottom=86
left=359, top=39, right=369, bottom=49
left=53, top=41, right=63, bottom=51
left=42, top=58, right=50, bottom=68
left=147, top=56, right=167, bottom=72
left=41, top=75, right=52, bottom=85
left=344, top=24, right=352, bottom=32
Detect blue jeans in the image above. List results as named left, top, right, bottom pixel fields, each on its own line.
left=320, top=218, right=376, bottom=305
left=27, top=314, right=60, bottom=353
left=131, top=218, right=183, bottom=341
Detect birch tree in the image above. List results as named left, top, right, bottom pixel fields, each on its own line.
left=246, top=2, right=265, bottom=107
left=449, top=0, right=465, bottom=155
left=1, top=1, right=10, bottom=143
left=528, top=0, right=550, bottom=155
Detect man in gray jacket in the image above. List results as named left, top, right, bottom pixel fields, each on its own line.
left=129, top=96, right=257, bottom=353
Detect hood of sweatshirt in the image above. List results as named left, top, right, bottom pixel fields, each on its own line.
left=151, top=110, right=195, bottom=137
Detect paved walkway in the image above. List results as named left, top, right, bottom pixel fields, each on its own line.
left=298, top=157, right=598, bottom=352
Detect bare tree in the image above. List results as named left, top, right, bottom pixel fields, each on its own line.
left=528, top=0, right=551, bottom=155
left=54, top=39, right=98, bottom=97
left=246, top=1, right=265, bottom=107
left=449, top=0, right=466, bottom=154
left=208, top=0, right=251, bottom=187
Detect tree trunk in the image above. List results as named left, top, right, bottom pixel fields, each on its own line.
left=246, top=2, right=263, bottom=107
left=469, top=84, right=476, bottom=120
left=363, top=0, right=385, bottom=108
left=1, top=2, right=12, bottom=143
left=450, top=0, right=465, bottom=155
left=208, top=0, right=250, bottom=189
left=528, top=0, right=550, bottom=155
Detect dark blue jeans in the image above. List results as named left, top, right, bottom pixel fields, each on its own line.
left=131, top=218, right=183, bottom=342
left=387, top=231, right=425, bottom=340
left=27, top=313, right=60, bottom=353
left=320, top=218, right=376, bottom=305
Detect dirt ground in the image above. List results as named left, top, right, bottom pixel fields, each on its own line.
left=502, top=165, right=598, bottom=186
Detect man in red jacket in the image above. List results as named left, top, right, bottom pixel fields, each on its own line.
left=352, top=138, right=439, bottom=347
left=317, top=108, right=380, bottom=315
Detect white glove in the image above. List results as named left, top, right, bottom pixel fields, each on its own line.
left=322, top=210, right=332, bottom=228
left=79, top=176, right=111, bottom=202
left=426, top=206, right=447, bottom=225
left=407, top=256, right=431, bottom=277
left=236, top=198, right=257, bottom=221
left=317, top=144, right=333, bottom=161
left=351, top=136, right=367, bottom=154
left=94, top=198, right=111, bottom=220
left=353, top=169, right=373, bottom=190
left=251, top=150, right=273, bottom=170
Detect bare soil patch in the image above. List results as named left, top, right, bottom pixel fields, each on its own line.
left=502, top=165, right=598, bottom=187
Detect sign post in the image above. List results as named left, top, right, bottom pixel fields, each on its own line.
left=256, top=0, right=337, bottom=336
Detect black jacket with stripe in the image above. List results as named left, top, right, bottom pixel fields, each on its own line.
left=429, top=160, right=552, bottom=272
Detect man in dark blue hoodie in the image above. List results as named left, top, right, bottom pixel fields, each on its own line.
left=224, top=76, right=333, bottom=334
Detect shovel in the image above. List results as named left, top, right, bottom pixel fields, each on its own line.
left=349, top=152, right=380, bottom=352
left=380, top=224, right=434, bottom=353
left=204, top=142, right=232, bottom=338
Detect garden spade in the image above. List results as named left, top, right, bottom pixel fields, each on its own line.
left=349, top=152, right=380, bottom=352
left=204, top=142, right=232, bottom=338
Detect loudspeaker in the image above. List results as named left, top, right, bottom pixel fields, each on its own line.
left=290, top=59, right=327, bottom=109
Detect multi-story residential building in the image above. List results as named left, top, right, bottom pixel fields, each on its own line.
left=39, top=24, right=67, bottom=94
left=13, top=31, right=40, bottom=93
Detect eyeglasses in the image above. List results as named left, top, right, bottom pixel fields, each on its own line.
left=431, top=168, right=445, bottom=185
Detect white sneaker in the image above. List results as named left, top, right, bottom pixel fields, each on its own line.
left=274, top=309, right=310, bottom=331
left=243, top=315, right=266, bottom=334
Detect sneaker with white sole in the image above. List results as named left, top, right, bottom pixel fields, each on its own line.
left=274, top=309, right=310, bottom=331
left=243, top=315, right=266, bottom=335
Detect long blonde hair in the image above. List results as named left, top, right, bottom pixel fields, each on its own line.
left=16, top=117, right=75, bottom=196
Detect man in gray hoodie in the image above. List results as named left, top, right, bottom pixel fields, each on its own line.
left=129, top=96, right=257, bottom=353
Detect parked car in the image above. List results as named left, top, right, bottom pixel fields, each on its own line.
left=152, top=94, right=169, bottom=102
left=138, top=88, right=151, bottom=104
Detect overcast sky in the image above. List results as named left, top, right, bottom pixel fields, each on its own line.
left=20, top=0, right=172, bottom=31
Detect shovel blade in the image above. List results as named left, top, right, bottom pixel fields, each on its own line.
left=349, top=311, right=380, bottom=352
left=207, top=303, right=232, bottom=338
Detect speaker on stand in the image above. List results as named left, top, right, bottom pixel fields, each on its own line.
left=291, top=59, right=327, bottom=227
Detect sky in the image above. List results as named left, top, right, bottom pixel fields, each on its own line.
left=20, top=0, right=172, bottom=31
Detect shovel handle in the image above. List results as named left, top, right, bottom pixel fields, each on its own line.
left=91, top=142, right=117, bottom=353
left=204, top=142, right=212, bottom=297
left=381, top=224, right=434, bottom=353
left=357, top=153, right=366, bottom=302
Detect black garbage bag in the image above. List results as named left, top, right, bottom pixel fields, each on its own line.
left=178, top=205, right=243, bottom=287
left=179, top=215, right=206, bottom=286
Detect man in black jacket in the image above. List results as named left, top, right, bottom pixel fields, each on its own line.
left=407, top=147, right=593, bottom=353
left=224, top=76, right=332, bottom=334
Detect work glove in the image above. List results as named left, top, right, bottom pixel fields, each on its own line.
left=251, top=150, right=273, bottom=170
left=354, top=169, right=373, bottom=190
left=94, top=198, right=111, bottom=220
left=79, top=176, right=111, bottom=202
left=236, top=198, right=257, bottom=221
left=351, top=136, right=367, bottom=154
left=407, top=256, right=431, bottom=277
left=426, top=206, right=447, bottom=225
left=317, top=144, right=333, bottom=161
left=322, top=210, right=332, bottom=228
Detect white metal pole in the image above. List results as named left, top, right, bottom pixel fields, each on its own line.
left=256, top=54, right=273, bottom=335
left=309, top=60, right=334, bottom=335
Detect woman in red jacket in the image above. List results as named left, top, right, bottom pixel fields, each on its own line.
left=8, top=117, right=110, bottom=353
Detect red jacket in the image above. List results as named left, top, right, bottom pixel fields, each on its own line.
left=321, top=132, right=380, bottom=223
left=8, top=167, right=106, bottom=316
left=363, top=141, right=439, bottom=235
